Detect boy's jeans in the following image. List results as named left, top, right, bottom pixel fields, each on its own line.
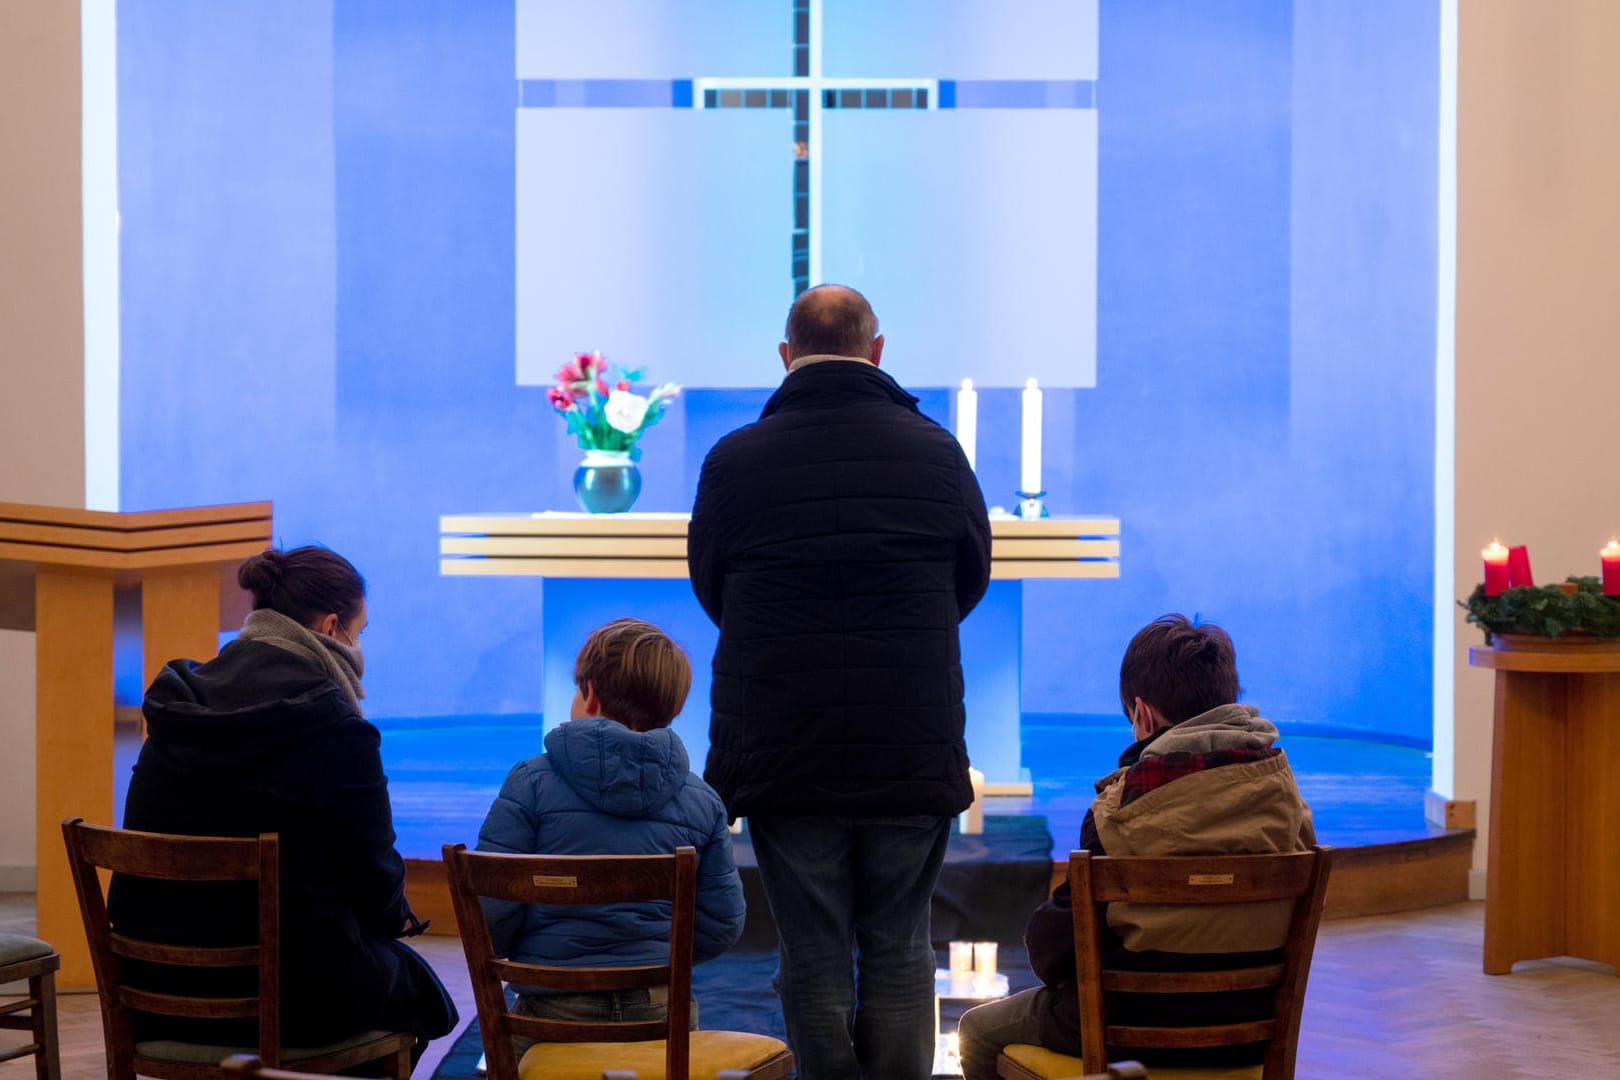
left=749, top=813, right=953, bottom=1080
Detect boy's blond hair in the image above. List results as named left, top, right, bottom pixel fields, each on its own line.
left=573, top=618, right=692, bottom=732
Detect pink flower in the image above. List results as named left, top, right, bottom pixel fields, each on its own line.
left=546, top=386, right=573, bottom=409
left=615, top=379, right=631, bottom=392
left=556, top=351, right=606, bottom=386
left=595, top=378, right=610, bottom=396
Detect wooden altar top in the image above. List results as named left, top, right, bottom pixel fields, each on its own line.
left=440, top=511, right=1120, bottom=580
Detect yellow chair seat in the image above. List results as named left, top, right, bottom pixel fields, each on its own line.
left=518, top=1030, right=790, bottom=1080
left=1003, top=1042, right=1263, bottom=1080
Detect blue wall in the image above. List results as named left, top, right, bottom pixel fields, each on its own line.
left=117, top=1, right=1437, bottom=744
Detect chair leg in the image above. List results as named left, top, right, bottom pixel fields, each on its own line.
left=32, top=969, right=61, bottom=1080
left=392, top=1039, right=414, bottom=1079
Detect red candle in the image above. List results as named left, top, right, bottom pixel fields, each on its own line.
left=1602, top=540, right=1620, bottom=596
left=1506, top=545, right=1534, bottom=588
left=1482, top=542, right=1510, bottom=596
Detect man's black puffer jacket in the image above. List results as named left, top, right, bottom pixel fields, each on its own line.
left=689, top=359, right=992, bottom=819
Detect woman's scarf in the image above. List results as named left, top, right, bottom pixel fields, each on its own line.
left=236, top=607, right=365, bottom=715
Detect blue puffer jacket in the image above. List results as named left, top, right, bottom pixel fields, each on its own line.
left=475, top=717, right=745, bottom=972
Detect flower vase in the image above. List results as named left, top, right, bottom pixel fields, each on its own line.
left=573, top=450, right=641, bottom=514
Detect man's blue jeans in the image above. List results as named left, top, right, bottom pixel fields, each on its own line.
left=748, top=814, right=953, bottom=1080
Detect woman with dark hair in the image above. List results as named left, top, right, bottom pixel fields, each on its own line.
left=108, top=546, right=457, bottom=1068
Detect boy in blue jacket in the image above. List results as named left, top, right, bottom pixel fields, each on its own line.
left=476, top=617, right=745, bottom=1032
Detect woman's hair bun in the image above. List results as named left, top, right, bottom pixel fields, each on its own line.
left=237, top=548, right=285, bottom=595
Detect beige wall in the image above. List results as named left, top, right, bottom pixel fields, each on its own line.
left=0, top=3, right=84, bottom=887
left=1450, top=0, right=1620, bottom=883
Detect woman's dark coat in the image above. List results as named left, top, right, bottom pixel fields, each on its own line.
left=107, top=639, right=455, bottom=1045
left=688, top=360, right=993, bottom=819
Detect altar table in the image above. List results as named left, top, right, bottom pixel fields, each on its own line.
left=440, top=512, right=1120, bottom=790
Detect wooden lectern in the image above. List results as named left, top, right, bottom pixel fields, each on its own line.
left=0, top=501, right=272, bottom=987
left=1468, top=635, right=1620, bottom=975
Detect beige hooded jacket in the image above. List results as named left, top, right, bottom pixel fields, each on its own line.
left=1089, top=704, right=1317, bottom=954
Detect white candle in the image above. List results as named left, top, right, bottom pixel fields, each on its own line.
left=960, top=766, right=985, bottom=835
left=956, top=378, right=978, bottom=471
left=974, top=941, right=998, bottom=980
left=1020, top=377, right=1042, bottom=494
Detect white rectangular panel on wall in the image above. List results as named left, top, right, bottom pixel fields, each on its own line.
left=822, top=0, right=1099, bottom=80
left=517, top=0, right=789, bottom=79
left=515, top=109, right=789, bottom=389
left=819, top=108, right=1098, bottom=390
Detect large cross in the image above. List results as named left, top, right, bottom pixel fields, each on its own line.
left=517, top=0, right=1095, bottom=303
left=693, top=0, right=938, bottom=296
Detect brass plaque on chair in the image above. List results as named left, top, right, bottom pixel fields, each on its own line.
left=533, top=874, right=578, bottom=888
left=1187, top=873, right=1235, bottom=886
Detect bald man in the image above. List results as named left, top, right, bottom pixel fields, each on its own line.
left=689, top=285, right=992, bottom=1080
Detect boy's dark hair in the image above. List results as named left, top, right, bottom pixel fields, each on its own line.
left=574, top=618, right=692, bottom=733
left=1118, top=614, right=1241, bottom=726
left=237, top=546, right=365, bottom=629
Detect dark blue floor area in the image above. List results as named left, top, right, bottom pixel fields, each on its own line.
left=377, top=713, right=1435, bottom=860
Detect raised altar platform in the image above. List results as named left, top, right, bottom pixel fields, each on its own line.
left=367, top=714, right=1472, bottom=935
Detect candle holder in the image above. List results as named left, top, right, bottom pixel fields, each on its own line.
left=1013, top=491, right=1049, bottom=519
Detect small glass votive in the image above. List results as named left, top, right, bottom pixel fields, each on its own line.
left=949, top=941, right=974, bottom=977
left=974, top=941, right=998, bottom=979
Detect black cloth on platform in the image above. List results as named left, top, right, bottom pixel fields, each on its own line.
left=109, top=639, right=457, bottom=1046
left=688, top=359, right=993, bottom=820
left=728, top=815, right=1055, bottom=952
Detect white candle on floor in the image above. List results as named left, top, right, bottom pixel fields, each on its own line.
left=956, top=378, right=978, bottom=471
left=1020, top=378, right=1042, bottom=494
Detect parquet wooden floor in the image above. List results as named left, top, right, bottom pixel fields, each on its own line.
left=3, top=898, right=1616, bottom=1079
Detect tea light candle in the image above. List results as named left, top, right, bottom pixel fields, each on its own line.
left=1020, top=378, right=1042, bottom=494
left=956, top=378, right=977, bottom=471
left=949, top=941, right=974, bottom=977
left=974, top=941, right=998, bottom=979
left=1602, top=540, right=1620, bottom=596
left=1482, top=542, right=1510, bottom=596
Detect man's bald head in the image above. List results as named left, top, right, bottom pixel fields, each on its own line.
left=784, top=285, right=880, bottom=361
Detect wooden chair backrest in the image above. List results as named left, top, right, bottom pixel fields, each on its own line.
left=1071, top=847, right=1332, bottom=1079
left=61, top=818, right=280, bottom=1072
left=442, top=843, right=698, bottom=1080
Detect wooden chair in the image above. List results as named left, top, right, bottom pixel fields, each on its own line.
left=62, top=818, right=415, bottom=1079
left=0, top=933, right=62, bottom=1079
left=443, top=842, right=792, bottom=1080
left=998, top=848, right=1332, bottom=1080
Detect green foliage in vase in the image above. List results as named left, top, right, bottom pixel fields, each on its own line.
left=1460, top=576, right=1620, bottom=643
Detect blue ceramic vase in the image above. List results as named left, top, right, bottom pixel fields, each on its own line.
left=573, top=450, right=641, bottom=513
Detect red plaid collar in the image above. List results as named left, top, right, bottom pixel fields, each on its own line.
left=1119, top=747, right=1281, bottom=808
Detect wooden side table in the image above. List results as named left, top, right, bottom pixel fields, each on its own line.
left=1468, top=635, right=1620, bottom=975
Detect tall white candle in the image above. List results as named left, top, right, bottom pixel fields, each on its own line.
left=956, top=378, right=977, bottom=471
left=1020, top=377, right=1042, bottom=494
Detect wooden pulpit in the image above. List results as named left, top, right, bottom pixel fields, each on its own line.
left=0, top=501, right=272, bottom=986
left=1468, top=634, right=1620, bottom=975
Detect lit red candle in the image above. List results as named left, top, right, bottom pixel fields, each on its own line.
left=1482, top=542, right=1510, bottom=596
left=1506, top=545, right=1534, bottom=588
left=1602, top=540, right=1620, bottom=596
